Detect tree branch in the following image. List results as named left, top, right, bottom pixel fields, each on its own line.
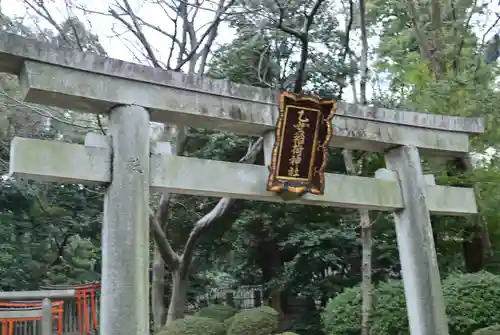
left=274, top=0, right=304, bottom=40
left=49, top=233, right=73, bottom=267
left=305, top=0, right=324, bottom=31
left=149, top=206, right=181, bottom=270
left=275, top=0, right=326, bottom=93
left=404, top=0, right=445, bottom=76
left=359, top=0, right=369, bottom=104
left=108, top=2, right=162, bottom=68
left=473, top=13, right=500, bottom=77
left=149, top=127, right=191, bottom=270
left=0, top=89, right=101, bottom=131
left=174, top=0, right=236, bottom=71
left=197, top=0, right=226, bottom=74
left=452, top=0, right=476, bottom=72
left=179, top=136, right=264, bottom=277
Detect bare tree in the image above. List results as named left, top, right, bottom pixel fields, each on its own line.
left=20, top=0, right=251, bottom=329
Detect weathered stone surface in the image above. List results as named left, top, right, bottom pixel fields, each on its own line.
left=0, top=33, right=276, bottom=104
left=384, top=146, right=449, bottom=335
left=336, top=101, right=483, bottom=133
left=0, top=34, right=483, bottom=137
left=0, top=33, right=485, bottom=134
left=9, top=138, right=478, bottom=214
left=9, top=137, right=110, bottom=184
left=100, top=105, right=150, bottom=335
left=21, top=61, right=472, bottom=154
left=151, top=155, right=403, bottom=210
left=41, top=298, right=53, bottom=335
left=0, top=290, right=76, bottom=300
left=151, top=155, right=476, bottom=214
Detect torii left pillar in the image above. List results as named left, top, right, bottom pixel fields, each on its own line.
left=10, top=105, right=152, bottom=335
left=100, top=105, right=150, bottom=335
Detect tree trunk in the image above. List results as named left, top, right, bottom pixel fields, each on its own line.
left=360, top=210, right=373, bottom=335
left=152, top=244, right=166, bottom=331
left=166, top=269, right=189, bottom=325
left=342, top=150, right=373, bottom=335
left=269, top=244, right=283, bottom=314
left=462, top=224, right=485, bottom=273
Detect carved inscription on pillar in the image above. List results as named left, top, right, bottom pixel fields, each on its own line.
left=267, top=92, right=336, bottom=195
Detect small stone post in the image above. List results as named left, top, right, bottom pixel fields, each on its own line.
left=100, top=105, right=150, bottom=335
left=385, top=146, right=449, bottom=335
left=41, top=298, right=52, bottom=335
left=263, top=131, right=276, bottom=166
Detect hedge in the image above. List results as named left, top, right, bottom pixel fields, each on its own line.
left=195, top=304, right=237, bottom=322
left=322, top=286, right=362, bottom=335
left=158, top=316, right=225, bottom=335
left=223, top=315, right=236, bottom=330
left=323, top=272, right=500, bottom=335
left=444, top=272, right=500, bottom=334
left=472, top=324, right=500, bottom=335
left=227, top=306, right=279, bottom=335
left=322, top=280, right=406, bottom=335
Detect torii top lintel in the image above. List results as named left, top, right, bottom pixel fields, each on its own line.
left=0, top=32, right=484, bottom=156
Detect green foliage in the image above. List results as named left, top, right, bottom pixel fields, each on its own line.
left=322, top=282, right=405, bottom=335
left=227, top=306, right=279, bottom=335
left=472, top=324, right=500, bottom=335
left=444, top=272, right=500, bottom=334
left=195, top=304, right=237, bottom=322
left=323, top=273, right=500, bottom=335
left=0, top=178, right=102, bottom=290
left=223, top=315, right=236, bottom=330
left=157, top=316, right=225, bottom=335
left=370, top=280, right=408, bottom=333
left=223, top=315, right=236, bottom=331
left=288, top=307, right=325, bottom=335
left=275, top=332, right=299, bottom=335
left=0, top=10, right=103, bottom=292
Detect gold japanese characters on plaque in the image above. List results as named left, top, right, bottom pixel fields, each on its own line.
left=267, top=92, right=336, bottom=196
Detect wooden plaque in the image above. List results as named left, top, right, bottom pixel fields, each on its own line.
left=267, top=92, right=336, bottom=195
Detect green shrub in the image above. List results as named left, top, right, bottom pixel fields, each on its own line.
left=275, top=332, right=299, bottom=335
left=322, top=286, right=362, bottom=335
left=322, top=280, right=407, bottom=335
left=370, top=280, right=408, bottom=334
left=195, top=304, right=237, bottom=322
left=158, top=316, right=225, bottom=335
left=223, top=315, right=235, bottom=330
left=323, top=272, right=500, bottom=335
left=472, top=324, right=500, bottom=335
left=227, top=306, right=279, bottom=335
left=444, top=272, right=500, bottom=334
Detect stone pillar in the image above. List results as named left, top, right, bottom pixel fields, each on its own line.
left=41, top=298, right=52, bottom=335
left=101, top=105, right=150, bottom=335
left=385, top=145, right=449, bottom=335
left=263, top=131, right=276, bottom=166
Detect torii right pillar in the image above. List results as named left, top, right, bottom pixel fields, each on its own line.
left=386, top=145, right=452, bottom=335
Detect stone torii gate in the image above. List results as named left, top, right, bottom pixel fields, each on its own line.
left=1, top=32, right=483, bottom=335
